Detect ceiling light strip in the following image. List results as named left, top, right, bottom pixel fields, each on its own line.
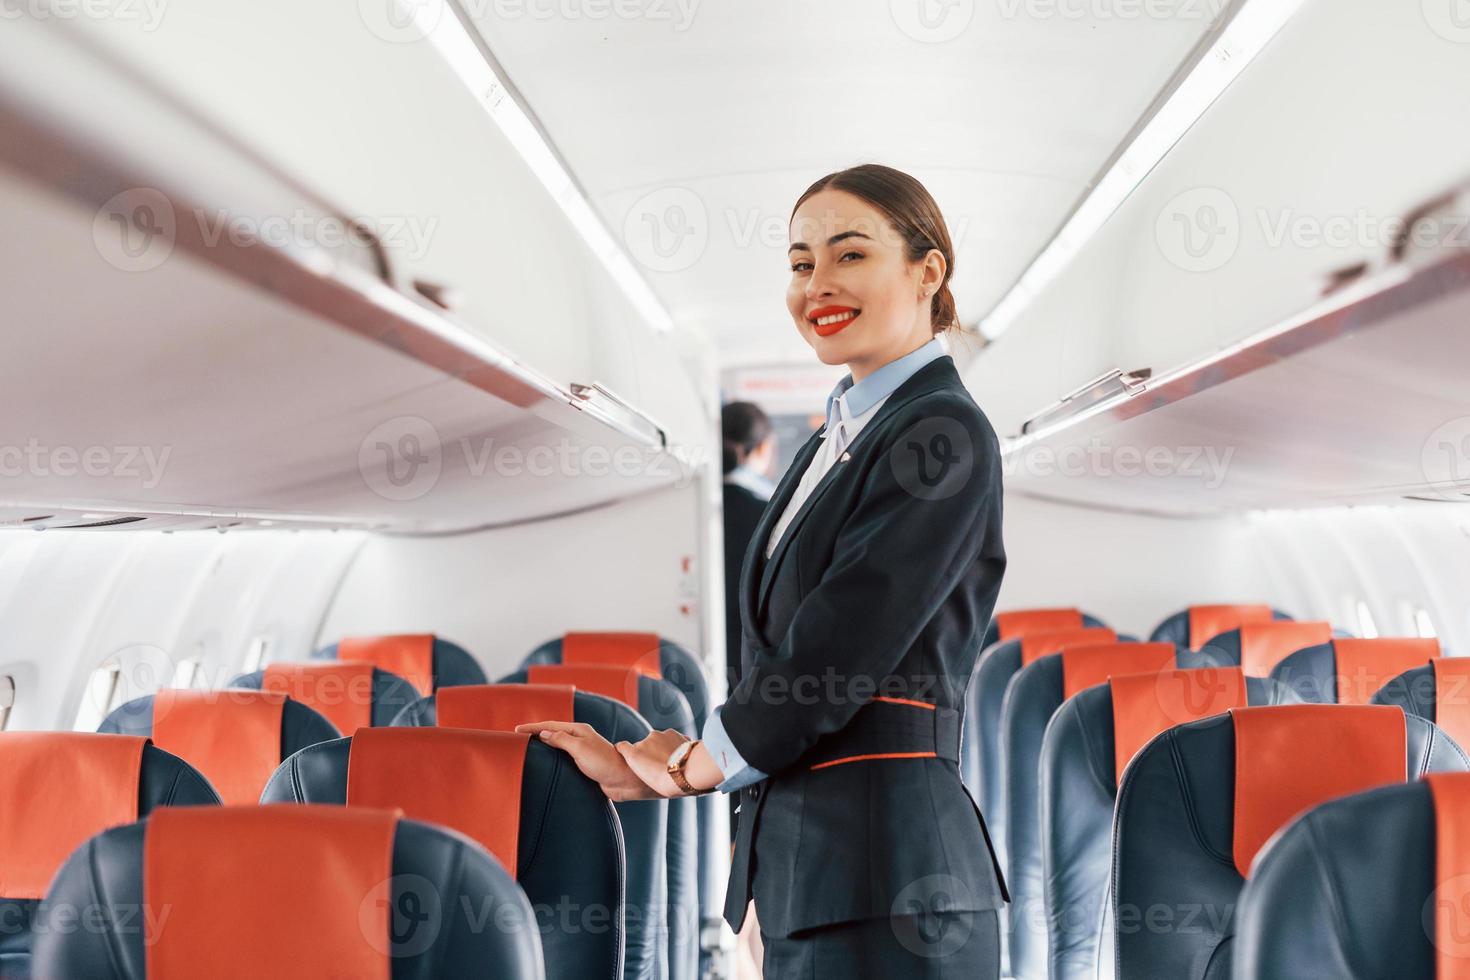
left=414, top=1, right=676, bottom=334
left=979, top=0, right=1309, bottom=341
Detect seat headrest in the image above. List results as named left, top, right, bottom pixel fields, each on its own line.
left=0, top=733, right=147, bottom=899
left=1059, top=642, right=1176, bottom=700
left=1429, top=773, right=1470, bottom=973
left=151, top=689, right=286, bottom=805
left=994, top=608, right=1084, bottom=642
left=562, top=631, right=663, bottom=679
left=1238, top=621, right=1334, bottom=677
left=1187, top=604, right=1273, bottom=648
left=1109, top=667, right=1249, bottom=784
left=436, top=683, right=576, bottom=732
left=1020, top=627, right=1117, bottom=667
left=260, top=662, right=377, bottom=734
left=32, top=806, right=543, bottom=980
left=527, top=663, right=645, bottom=708
left=335, top=634, right=436, bottom=697
left=1332, top=638, right=1440, bottom=704
left=1231, top=705, right=1406, bottom=874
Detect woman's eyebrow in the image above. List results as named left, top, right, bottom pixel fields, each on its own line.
left=786, top=230, right=874, bottom=254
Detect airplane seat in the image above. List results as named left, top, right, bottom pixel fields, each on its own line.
left=229, top=661, right=420, bottom=733
left=1001, top=640, right=1192, bottom=978
left=31, top=805, right=544, bottom=980
left=1112, top=704, right=1469, bottom=979
left=1234, top=772, right=1470, bottom=979
left=979, top=606, right=1110, bottom=651
left=311, top=633, right=487, bottom=697
left=1270, top=637, right=1441, bottom=704
left=0, top=733, right=218, bottom=979
left=963, top=626, right=1119, bottom=888
left=1373, top=657, right=1470, bottom=754
left=261, top=729, right=621, bottom=979
left=1193, top=620, right=1340, bottom=675
left=1040, top=668, right=1297, bottom=980
left=1147, top=603, right=1293, bottom=649
left=391, top=683, right=669, bottom=980
left=498, top=666, right=698, bottom=980
left=99, top=688, right=340, bottom=804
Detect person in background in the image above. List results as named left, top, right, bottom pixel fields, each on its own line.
left=721, top=400, right=777, bottom=694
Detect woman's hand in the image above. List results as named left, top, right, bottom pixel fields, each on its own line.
left=616, top=729, right=691, bottom=799
left=514, top=721, right=660, bottom=802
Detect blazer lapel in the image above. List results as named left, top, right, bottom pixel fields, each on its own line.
left=740, top=428, right=824, bottom=646
left=754, top=355, right=965, bottom=620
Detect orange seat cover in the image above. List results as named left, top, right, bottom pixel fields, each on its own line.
left=347, top=728, right=528, bottom=877
left=1187, top=604, right=1273, bottom=649
left=1427, top=773, right=1470, bottom=975
left=1019, top=627, right=1118, bottom=668
left=994, top=608, right=1084, bottom=643
left=562, top=631, right=663, bottom=679
left=144, top=805, right=397, bottom=979
left=1060, top=642, right=1177, bottom=700
left=262, top=662, right=375, bottom=736
left=1332, top=638, right=1440, bottom=705
left=527, top=663, right=645, bottom=709
left=152, top=689, right=287, bottom=805
left=1433, top=659, right=1470, bottom=753
left=1238, top=622, right=1333, bottom=678
left=337, top=634, right=436, bottom=697
left=1110, top=668, right=1248, bottom=785
left=0, top=732, right=146, bottom=899
left=1231, top=705, right=1405, bottom=876
left=437, top=684, right=576, bottom=732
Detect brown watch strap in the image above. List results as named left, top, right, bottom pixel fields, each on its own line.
left=668, top=740, right=700, bottom=795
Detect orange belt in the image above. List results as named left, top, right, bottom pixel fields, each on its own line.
left=802, top=697, right=959, bottom=771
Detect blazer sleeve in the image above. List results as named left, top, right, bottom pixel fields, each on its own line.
left=717, top=393, right=1003, bottom=776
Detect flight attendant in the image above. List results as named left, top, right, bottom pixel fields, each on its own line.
left=521, top=163, right=1008, bottom=978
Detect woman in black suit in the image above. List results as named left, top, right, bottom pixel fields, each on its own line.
left=522, top=163, right=1007, bottom=978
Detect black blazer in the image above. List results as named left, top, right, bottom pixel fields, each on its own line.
left=719, top=354, right=1008, bottom=938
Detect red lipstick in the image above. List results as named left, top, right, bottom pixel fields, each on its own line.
left=808, top=305, right=861, bottom=337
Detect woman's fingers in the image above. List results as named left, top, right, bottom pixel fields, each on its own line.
left=514, top=720, right=592, bottom=738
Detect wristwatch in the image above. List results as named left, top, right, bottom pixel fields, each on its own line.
left=666, top=739, right=701, bottom=795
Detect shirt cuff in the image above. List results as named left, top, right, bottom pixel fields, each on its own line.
left=702, top=706, right=768, bottom=793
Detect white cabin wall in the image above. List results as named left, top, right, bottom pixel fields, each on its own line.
left=320, top=480, right=713, bottom=683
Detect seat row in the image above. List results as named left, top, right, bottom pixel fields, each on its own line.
left=0, top=630, right=716, bottom=980
left=969, top=604, right=1461, bottom=979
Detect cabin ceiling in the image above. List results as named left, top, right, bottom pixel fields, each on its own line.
left=467, top=0, right=1223, bottom=367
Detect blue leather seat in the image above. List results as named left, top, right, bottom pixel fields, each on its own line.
left=0, top=734, right=217, bottom=979
left=1270, top=637, right=1442, bottom=704
left=31, top=807, right=543, bottom=979
left=1002, top=641, right=1204, bottom=978
left=1148, top=604, right=1293, bottom=649
left=1234, top=773, right=1470, bottom=978
left=393, top=684, right=667, bottom=980
left=963, top=626, right=1118, bottom=889
left=312, top=634, right=487, bottom=690
left=1041, top=668, right=1296, bottom=980
left=230, top=663, right=420, bottom=729
left=502, top=665, right=698, bottom=980
left=522, top=630, right=720, bottom=973
left=1195, top=620, right=1345, bottom=677
left=261, top=731, right=621, bottom=980
left=1112, top=705, right=1467, bottom=979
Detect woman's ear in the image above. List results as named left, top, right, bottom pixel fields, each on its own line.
left=918, top=247, right=947, bottom=299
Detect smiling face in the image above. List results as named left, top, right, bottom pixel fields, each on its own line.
left=786, top=188, right=945, bottom=381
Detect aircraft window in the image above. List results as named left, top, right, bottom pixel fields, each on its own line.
left=72, top=662, right=123, bottom=731
left=171, top=658, right=204, bottom=689
left=0, top=675, right=13, bottom=731
left=1415, top=608, right=1438, bottom=639
left=243, top=635, right=272, bottom=673
left=1355, top=600, right=1379, bottom=639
